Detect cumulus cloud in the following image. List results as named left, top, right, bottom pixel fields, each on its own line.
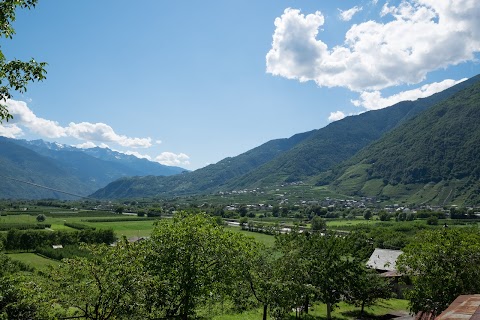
left=339, top=6, right=363, bottom=21
left=6, top=99, right=66, bottom=138
left=74, top=141, right=97, bottom=149
left=0, top=99, right=154, bottom=148
left=123, top=150, right=152, bottom=160
left=266, top=1, right=480, bottom=91
left=0, top=123, right=23, bottom=138
left=155, top=152, right=190, bottom=166
left=66, top=122, right=152, bottom=148
left=352, top=78, right=467, bottom=110
left=328, top=111, right=346, bottom=122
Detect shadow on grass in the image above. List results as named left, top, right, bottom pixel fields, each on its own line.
left=282, top=310, right=402, bottom=320
left=341, top=310, right=402, bottom=320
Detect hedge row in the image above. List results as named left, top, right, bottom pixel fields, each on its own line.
left=64, top=222, right=96, bottom=230
left=36, top=245, right=91, bottom=261
left=29, top=210, right=118, bottom=218
left=0, top=223, right=51, bottom=231
left=82, top=217, right=161, bottom=223
left=3, top=229, right=115, bottom=251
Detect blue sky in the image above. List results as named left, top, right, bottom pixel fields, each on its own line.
left=1, top=0, right=479, bottom=170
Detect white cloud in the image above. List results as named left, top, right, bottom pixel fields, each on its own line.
left=328, top=111, right=346, bottom=122
left=123, top=150, right=152, bottom=161
left=155, top=152, right=190, bottom=166
left=74, top=141, right=97, bottom=149
left=0, top=99, right=156, bottom=149
left=266, top=2, right=480, bottom=91
left=6, top=99, right=66, bottom=138
left=352, top=78, right=467, bottom=110
left=0, top=123, right=23, bottom=138
left=339, top=6, right=363, bottom=21
left=66, top=122, right=152, bottom=148
left=155, top=140, right=162, bottom=145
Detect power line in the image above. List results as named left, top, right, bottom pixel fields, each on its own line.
left=0, top=174, right=97, bottom=200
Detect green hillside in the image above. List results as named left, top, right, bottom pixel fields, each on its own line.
left=328, top=80, right=480, bottom=205
left=92, top=75, right=480, bottom=200
left=91, top=130, right=315, bottom=198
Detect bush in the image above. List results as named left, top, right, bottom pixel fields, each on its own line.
left=0, top=223, right=51, bottom=231
left=36, top=245, right=91, bottom=261
left=64, top=222, right=96, bottom=230
left=426, top=216, right=439, bottom=225
left=82, top=217, right=160, bottom=223
left=36, top=214, right=46, bottom=222
left=5, top=229, right=116, bottom=251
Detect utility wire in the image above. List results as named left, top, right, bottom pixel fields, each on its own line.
left=0, top=174, right=96, bottom=200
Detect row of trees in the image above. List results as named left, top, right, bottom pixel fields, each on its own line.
left=0, top=213, right=390, bottom=320
left=2, top=214, right=480, bottom=319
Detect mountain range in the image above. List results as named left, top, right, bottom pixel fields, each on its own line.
left=2, top=74, right=479, bottom=204
left=0, top=138, right=186, bottom=199
left=91, top=75, right=480, bottom=205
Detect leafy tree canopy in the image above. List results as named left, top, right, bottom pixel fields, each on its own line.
left=0, top=0, right=47, bottom=122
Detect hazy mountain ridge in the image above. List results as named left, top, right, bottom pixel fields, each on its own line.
left=0, top=138, right=186, bottom=199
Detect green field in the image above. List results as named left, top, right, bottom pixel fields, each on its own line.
left=227, top=226, right=276, bottom=247
left=0, top=213, right=157, bottom=238
left=7, top=252, right=60, bottom=271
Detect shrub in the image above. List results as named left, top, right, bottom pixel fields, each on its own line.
left=64, top=222, right=96, bottom=230
left=36, top=214, right=46, bottom=222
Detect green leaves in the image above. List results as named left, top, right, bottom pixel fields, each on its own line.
left=0, top=0, right=47, bottom=122
left=397, top=228, right=480, bottom=316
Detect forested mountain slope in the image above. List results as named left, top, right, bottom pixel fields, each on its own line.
left=327, top=80, right=480, bottom=205
left=92, top=75, right=480, bottom=199
left=91, top=130, right=316, bottom=198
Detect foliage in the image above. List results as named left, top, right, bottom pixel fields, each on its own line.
left=0, top=222, right=50, bottom=231
left=0, top=0, right=47, bottom=122
left=275, top=230, right=360, bottom=320
left=47, top=240, right=146, bottom=320
left=5, top=228, right=115, bottom=251
left=397, top=228, right=480, bottom=316
left=36, top=213, right=46, bottom=222
left=310, top=216, right=326, bottom=231
left=36, top=244, right=91, bottom=261
left=426, top=215, right=438, bottom=225
left=344, top=266, right=393, bottom=317
left=64, top=222, right=96, bottom=230
left=142, top=213, right=257, bottom=320
left=82, top=217, right=160, bottom=223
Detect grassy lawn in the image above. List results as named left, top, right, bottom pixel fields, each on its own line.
left=226, top=226, right=276, bottom=247
left=7, top=252, right=60, bottom=271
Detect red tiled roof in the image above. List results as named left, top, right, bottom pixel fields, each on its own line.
left=436, top=295, right=480, bottom=320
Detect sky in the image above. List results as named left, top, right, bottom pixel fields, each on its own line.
left=0, top=0, right=479, bottom=170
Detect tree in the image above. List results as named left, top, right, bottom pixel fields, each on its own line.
left=345, top=266, right=392, bottom=318
left=0, top=254, right=43, bottom=319
left=363, top=210, right=372, bottom=220
left=276, top=230, right=357, bottom=320
left=47, top=240, right=147, bottom=320
left=397, top=228, right=480, bottom=316
left=36, top=213, right=46, bottom=222
left=310, top=216, right=326, bottom=231
left=143, top=213, right=256, bottom=320
left=378, top=211, right=390, bottom=221
left=0, top=0, right=48, bottom=122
